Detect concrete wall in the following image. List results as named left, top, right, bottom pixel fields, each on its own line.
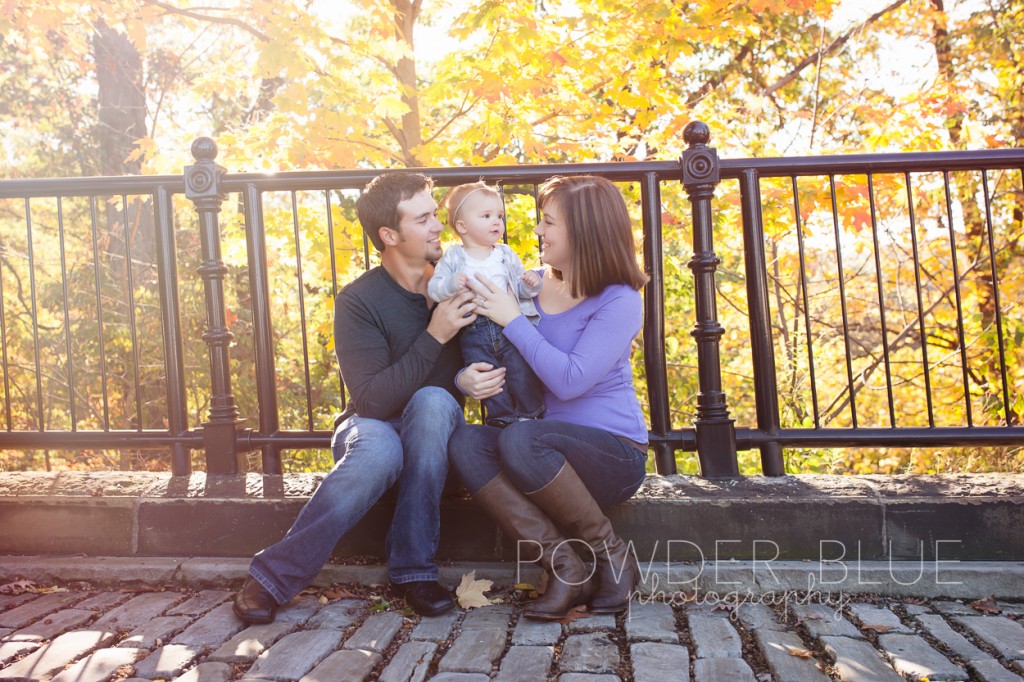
left=2, top=471, right=1023, bottom=562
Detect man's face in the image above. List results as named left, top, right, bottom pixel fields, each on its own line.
left=388, top=189, right=444, bottom=263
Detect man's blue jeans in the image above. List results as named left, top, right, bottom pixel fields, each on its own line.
left=460, top=316, right=544, bottom=427
left=248, top=387, right=462, bottom=604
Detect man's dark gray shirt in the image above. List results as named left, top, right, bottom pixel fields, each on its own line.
left=334, top=266, right=464, bottom=423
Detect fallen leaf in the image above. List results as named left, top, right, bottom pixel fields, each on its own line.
left=789, top=648, right=815, bottom=659
left=795, top=614, right=823, bottom=626
left=455, top=571, right=493, bottom=609
left=322, top=587, right=357, bottom=601
left=0, top=579, right=37, bottom=595
left=862, top=624, right=895, bottom=633
left=32, top=586, right=68, bottom=594
left=970, top=596, right=1001, bottom=614
left=712, top=602, right=737, bottom=613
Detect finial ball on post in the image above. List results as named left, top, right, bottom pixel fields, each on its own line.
left=683, top=121, right=711, bottom=147
left=191, top=137, right=218, bottom=162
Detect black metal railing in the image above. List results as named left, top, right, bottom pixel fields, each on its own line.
left=1, top=122, right=1022, bottom=477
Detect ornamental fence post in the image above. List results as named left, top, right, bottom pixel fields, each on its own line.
left=682, top=122, right=740, bottom=477
left=184, top=137, right=247, bottom=474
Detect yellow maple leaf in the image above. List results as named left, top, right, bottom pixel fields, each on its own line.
left=455, top=571, right=493, bottom=609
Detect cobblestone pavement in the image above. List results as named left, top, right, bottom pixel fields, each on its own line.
left=2, top=583, right=1024, bottom=681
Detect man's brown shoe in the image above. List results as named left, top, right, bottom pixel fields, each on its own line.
left=233, top=576, right=279, bottom=624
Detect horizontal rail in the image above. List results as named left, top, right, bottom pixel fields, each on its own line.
left=241, top=430, right=698, bottom=451
left=0, top=431, right=203, bottom=448
left=740, top=427, right=1024, bottom=449
left=5, top=147, right=1019, bottom=198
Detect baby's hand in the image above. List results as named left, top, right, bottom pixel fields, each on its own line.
left=456, top=273, right=471, bottom=291
left=522, top=271, right=541, bottom=288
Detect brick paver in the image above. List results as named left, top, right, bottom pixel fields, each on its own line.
left=877, top=632, right=968, bottom=680
left=630, top=642, right=689, bottom=682
left=437, top=627, right=506, bottom=674
left=688, top=613, right=742, bottom=658
left=956, top=615, right=1024, bottom=661
left=753, top=628, right=830, bottom=682
left=50, top=646, right=144, bottom=682
left=559, top=632, right=620, bottom=674
left=2, top=582, right=1024, bottom=681
left=492, top=645, right=553, bottom=681
left=692, top=657, right=756, bottom=681
left=820, top=635, right=903, bottom=682
left=0, top=629, right=116, bottom=681
left=379, top=640, right=436, bottom=682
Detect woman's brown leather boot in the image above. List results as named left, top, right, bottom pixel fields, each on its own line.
left=472, top=473, right=594, bottom=620
left=527, top=463, right=639, bottom=614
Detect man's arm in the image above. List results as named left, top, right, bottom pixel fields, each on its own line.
left=336, top=288, right=476, bottom=420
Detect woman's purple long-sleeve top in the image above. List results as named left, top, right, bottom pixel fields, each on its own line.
left=502, top=282, right=648, bottom=444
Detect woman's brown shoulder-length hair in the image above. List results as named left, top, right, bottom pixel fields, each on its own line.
left=538, top=175, right=648, bottom=298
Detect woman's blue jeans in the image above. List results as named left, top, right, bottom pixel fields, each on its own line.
left=249, top=387, right=462, bottom=604
left=449, top=419, right=648, bottom=507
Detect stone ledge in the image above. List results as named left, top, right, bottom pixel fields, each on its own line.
left=1, top=472, right=1022, bottom=561
left=1, top=555, right=1021, bottom=600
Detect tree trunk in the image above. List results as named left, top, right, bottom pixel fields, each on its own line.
left=392, top=0, right=422, bottom=166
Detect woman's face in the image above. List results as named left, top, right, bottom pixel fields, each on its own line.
left=535, top=200, right=569, bottom=271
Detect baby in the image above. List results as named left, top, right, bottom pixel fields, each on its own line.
left=428, top=182, right=545, bottom=427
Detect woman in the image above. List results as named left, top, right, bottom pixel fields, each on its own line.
left=452, top=175, right=649, bottom=620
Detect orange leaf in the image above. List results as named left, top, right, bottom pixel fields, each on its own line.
left=789, top=648, right=815, bottom=658
left=970, top=596, right=1001, bottom=614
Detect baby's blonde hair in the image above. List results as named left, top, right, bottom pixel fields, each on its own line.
left=442, top=181, right=502, bottom=229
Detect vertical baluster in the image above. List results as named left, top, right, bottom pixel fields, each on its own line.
left=121, top=194, right=144, bottom=434
left=866, top=174, right=897, bottom=427
left=243, top=184, right=281, bottom=473
left=290, top=191, right=315, bottom=432
left=828, top=176, right=858, bottom=427
left=981, top=170, right=1012, bottom=425
left=904, top=173, right=935, bottom=426
left=640, top=172, right=675, bottom=474
left=56, top=197, right=77, bottom=429
left=154, top=185, right=191, bottom=474
left=791, top=178, right=820, bottom=428
left=24, top=199, right=45, bottom=432
left=89, top=196, right=111, bottom=429
left=739, top=170, right=784, bottom=475
left=941, top=171, right=972, bottom=426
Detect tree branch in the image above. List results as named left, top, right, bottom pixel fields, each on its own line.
left=762, top=0, right=910, bottom=96
left=142, top=0, right=271, bottom=42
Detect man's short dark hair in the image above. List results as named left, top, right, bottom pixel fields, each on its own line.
left=356, top=172, right=434, bottom=252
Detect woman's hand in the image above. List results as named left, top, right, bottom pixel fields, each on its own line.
left=468, top=273, right=523, bottom=327
left=456, top=362, right=507, bottom=400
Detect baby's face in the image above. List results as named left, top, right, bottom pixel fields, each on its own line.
left=457, top=192, right=505, bottom=248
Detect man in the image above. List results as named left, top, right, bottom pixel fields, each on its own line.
left=233, top=172, right=478, bottom=622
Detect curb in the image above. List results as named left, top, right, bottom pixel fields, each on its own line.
left=2, top=555, right=1022, bottom=600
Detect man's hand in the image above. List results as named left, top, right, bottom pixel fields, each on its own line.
left=457, top=362, right=507, bottom=400
left=427, top=291, right=477, bottom=344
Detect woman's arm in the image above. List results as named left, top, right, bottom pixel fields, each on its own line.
left=503, top=287, right=641, bottom=401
